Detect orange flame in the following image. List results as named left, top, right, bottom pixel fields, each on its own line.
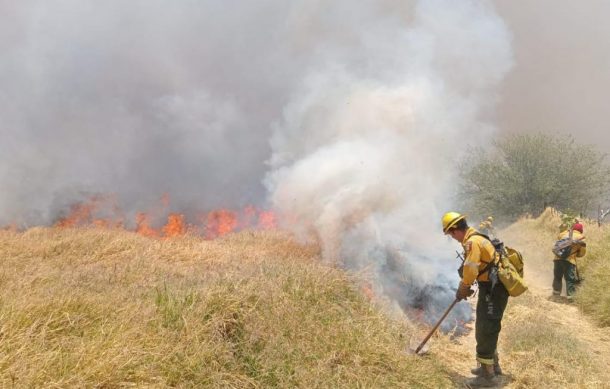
left=205, top=209, right=238, bottom=238
left=135, top=212, right=159, bottom=238
left=33, top=194, right=279, bottom=239
left=162, top=213, right=186, bottom=237
left=258, top=210, right=276, bottom=230
left=55, top=201, right=97, bottom=227
left=93, top=219, right=109, bottom=228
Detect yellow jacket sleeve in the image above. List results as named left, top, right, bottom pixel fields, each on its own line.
left=462, top=240, right=481, bottom=286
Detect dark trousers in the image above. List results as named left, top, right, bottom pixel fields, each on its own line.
left=553, top=260, right=577, bottom=296
left=475, top=282, right=509, bottom=364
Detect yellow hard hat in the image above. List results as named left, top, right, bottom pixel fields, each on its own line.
left=442, top=212, right=466, bottom=234
left=487, top=216, right=493, bottom=222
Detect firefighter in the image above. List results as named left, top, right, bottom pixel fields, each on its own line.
left=443, top=212, right=508, bottom=387
left=552, top=222, right=586, bottom=300
left=478, top=216, right=495, bottom=237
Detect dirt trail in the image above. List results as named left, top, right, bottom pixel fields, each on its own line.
left=430, top=228, right=610, bottom=387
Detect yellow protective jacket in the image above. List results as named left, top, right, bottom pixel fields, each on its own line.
left=461, top=227, right=498, bottom=286
left=554, top=230, right=586, bottom=265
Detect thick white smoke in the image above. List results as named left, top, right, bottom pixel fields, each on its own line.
left=265, top=1, right=512, bottom=322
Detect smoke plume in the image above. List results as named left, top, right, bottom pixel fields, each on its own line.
left=265, top=0, right=512, bottom=323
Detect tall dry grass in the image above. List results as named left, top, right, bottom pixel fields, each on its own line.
left=0, top=227, right=450, bottom=388
left=575, top=225, right=610, bottom=327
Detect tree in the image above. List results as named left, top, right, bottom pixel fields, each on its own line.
left=459, top=133, right=610, bottom=219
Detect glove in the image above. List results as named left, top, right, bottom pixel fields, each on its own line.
left=455, top=281, right=474, bottom=301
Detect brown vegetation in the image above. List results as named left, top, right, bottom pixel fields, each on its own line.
left=0, top=228, right=449, bottom=388
left=2, top=212, right=609, bottom=387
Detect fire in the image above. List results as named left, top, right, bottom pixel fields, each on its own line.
left=93, top=219, right=109, bottom=229
left=30, top=194, right=278, bottom=239
left=242, top=205, right=258, bottom=227
left=258, top=210, right=276, bottom=229
left=205, top=209, right=238, bottom=239
left=162, top=213, right=186, bottom=237
left=55, top=201, right=97, bottom=227
left=136, top=212, right=159, bottom=238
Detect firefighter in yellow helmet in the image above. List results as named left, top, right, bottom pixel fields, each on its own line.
left=442, top=212, right=508, bottom=387
left=478, top=216, right=495, bottom=238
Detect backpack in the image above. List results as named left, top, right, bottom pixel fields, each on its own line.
left=552, top=237, right=573, bottom=260
left=474, top=233, right=528, bottom=297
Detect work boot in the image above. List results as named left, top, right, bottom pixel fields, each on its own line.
left=471, top=353, right=502, bottom=376
left=466, top=363, right=498, bottom=387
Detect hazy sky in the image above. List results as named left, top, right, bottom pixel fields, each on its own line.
left=495, top=0, right=610, bottom=149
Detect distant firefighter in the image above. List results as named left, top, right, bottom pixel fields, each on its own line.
left=552, top=222, right=586, bottom=300
left=478, top=216, right=495, bottom=238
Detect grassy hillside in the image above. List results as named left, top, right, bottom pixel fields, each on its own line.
left=0, top=228, right=450, bottom=388
left=2, top=216, right=609, bottom=388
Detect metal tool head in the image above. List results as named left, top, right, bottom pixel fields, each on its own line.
left=407, top=336, right=430, bottom=355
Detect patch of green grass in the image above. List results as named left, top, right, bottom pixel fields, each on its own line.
left=154, top=283, right=197, bottom=330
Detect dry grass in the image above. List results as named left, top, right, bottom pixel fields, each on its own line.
left=0, top=227, right=450, bottom=388
left=501, top=293, right=608, bottom=388
left=575, top=228, right=610, bottom=327
left=3, top=213, right=609, bottom=388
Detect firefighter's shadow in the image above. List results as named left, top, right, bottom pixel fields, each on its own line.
left=547, top=295, right=575, bottom=305
left=447, top=371, right=513, bottom=388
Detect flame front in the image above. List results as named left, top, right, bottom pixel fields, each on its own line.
left=43, top=195, right=277, bottom=239
left=163, top=213, right=187, bottom=237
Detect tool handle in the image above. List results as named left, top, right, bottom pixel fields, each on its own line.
left=415, top=298, right=459, bottom=354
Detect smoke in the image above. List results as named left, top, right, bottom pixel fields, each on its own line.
left=1, top=1, right=512, bottom=324
left=494, top=0, right=610, bottom=150
left=265, top=0, right=512, bottom=324
left=0, top=0, right=303, bottom=225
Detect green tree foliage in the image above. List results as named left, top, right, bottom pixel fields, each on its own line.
left=459, top=133, right=610, bottom=219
